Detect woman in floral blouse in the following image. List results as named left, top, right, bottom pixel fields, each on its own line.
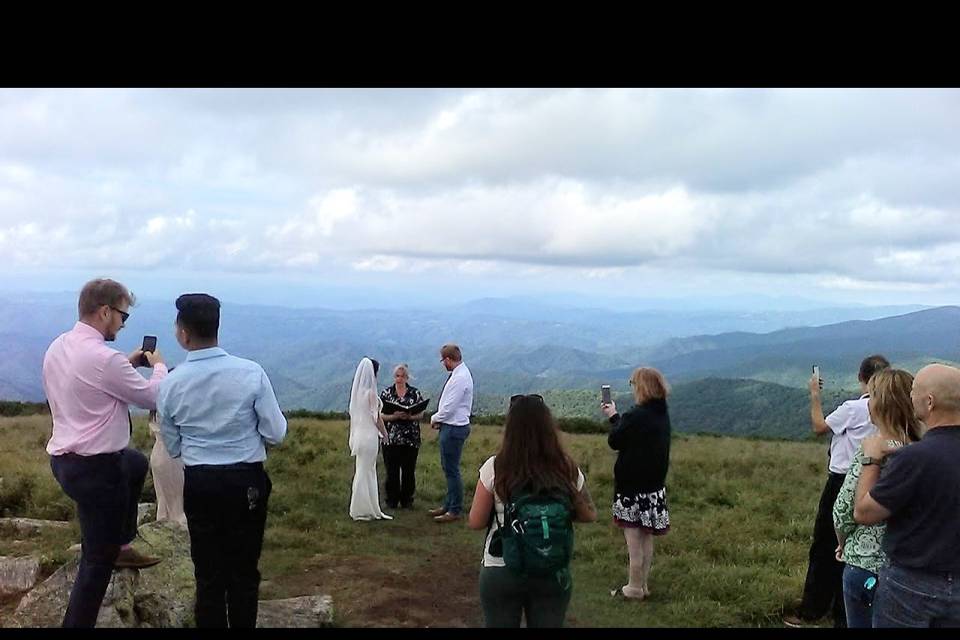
left=832, top=368, right=922, bottom=627
left=379, top=364, right=425, bottom=509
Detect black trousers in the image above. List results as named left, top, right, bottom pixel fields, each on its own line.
left=798, top=471, right=847, bottom=626
left=50, top=448, right=148, bottom=628
left=382, top=444, right=419, bottom=507
left=183, top=463, right=272, bottom=629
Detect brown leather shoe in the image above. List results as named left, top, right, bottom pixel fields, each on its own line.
left=428, top=506, right=447, bottom=517
left=782, top=613, right=818, bottom=628
left=114, top=547, right=161, bottom=570
left=433, top=512, right=461, bottom=523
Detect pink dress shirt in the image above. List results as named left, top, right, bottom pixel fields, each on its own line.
left=43, top=321, right=168, bottom=456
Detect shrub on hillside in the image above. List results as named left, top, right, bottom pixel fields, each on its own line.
left=0, top=475, right=35, bottom=517
left=0, top=400, right=50, bottom=417
left=470, top=413, right=606, bottom=434
left=557, top=417, right=606, bottom=434
left=284, top=409, right=349, bottom=420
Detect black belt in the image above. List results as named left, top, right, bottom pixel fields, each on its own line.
left=186, top=461, right=263, bottom=471
left=55, top=451, right=122, bottom=460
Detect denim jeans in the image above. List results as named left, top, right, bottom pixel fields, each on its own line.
left=49, top=448, right=149, bottom=628
left=842, top=564, right=877, bottom=628
left=874, top=563, right=960, bottom=627
left=184, top=463, right=272, bottom=628
left=438, top=424, right=470, bottom=515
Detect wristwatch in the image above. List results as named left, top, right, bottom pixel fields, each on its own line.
left=861, top=456, right=879, bottom=466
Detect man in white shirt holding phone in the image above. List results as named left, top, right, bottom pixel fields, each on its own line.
left=428, top=344, right=474, bottom=523
left=784, top=354, right=889, bottom=628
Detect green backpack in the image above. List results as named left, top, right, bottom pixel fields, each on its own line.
left=494, top=488, right=575, bottom=586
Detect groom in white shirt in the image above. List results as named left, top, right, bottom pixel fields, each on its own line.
left=428, top=344, right=474, bottom=523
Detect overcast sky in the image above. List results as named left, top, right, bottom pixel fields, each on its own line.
left=1, top=88, right=958, bottom=309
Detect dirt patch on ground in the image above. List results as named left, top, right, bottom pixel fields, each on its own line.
left=270, top=549, right=481, bottom=628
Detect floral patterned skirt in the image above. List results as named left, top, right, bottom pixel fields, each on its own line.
left=612, top=487, right=670, bottom=535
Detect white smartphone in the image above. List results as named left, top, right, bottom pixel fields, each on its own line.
left=601, top=385, right=612, bottom=405
left=813, top=365, right=821, bottom=382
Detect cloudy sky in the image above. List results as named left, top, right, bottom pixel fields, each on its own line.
left=2, top=88, right=958, bottom=309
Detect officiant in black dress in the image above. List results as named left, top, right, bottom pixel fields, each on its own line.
left=379, top=364, right=426, bottom=509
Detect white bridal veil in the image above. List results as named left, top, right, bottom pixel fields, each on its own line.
left=348, top=358, right=381, bottom=456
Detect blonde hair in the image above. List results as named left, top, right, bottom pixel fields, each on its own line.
left=868, top=368, right=922, bottom=443
left=630, top=367, right=670, bottom=404
left=393, top=363, right=410, bottom=378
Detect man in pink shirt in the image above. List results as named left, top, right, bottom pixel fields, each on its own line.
left=43, top=278, right=168, bottom=628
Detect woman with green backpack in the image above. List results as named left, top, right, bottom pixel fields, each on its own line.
left=467, top=394, right=597, bottom=627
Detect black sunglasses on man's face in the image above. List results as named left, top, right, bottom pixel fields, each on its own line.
left=510, top=393, right=544, bottom=406
left=109, top=306, right=130, bottom=323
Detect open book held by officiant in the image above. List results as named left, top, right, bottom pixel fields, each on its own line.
left=381, top=397, right=429, bottom=416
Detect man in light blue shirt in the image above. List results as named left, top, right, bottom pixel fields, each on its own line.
left=157, top=293, right=286, bottom=628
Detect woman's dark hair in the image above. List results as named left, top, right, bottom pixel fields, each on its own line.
left=176, top=293, right=220, bottom=340
left=493, top=396, right=578, bottom=503
left=368, top=358, right=380, bottom=376
left=859, top=354, right=890, bottom=384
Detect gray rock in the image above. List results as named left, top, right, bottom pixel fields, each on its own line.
left=0, top=518, right=71, bottom=538
left=4, top=520, right=334, bottom=628
left=257, top=595, right=335, bottom=628
left=6, top=520, right=195, bottom=628
left=136, top=503, right=157, bottom=526
left=0, top=556, right=40, bottom=597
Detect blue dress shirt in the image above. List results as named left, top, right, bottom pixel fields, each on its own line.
left=157, top=347, right=287, bottom=466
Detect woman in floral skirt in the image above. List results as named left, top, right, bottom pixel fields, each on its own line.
left=601, top=367, right=672, bottom=600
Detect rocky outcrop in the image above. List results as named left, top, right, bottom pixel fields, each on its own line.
left=257, top=595, right=334, bottom=628
left=136, top=503, right=157, bottom=526
left=0, top=556, right=40, bottom=597
left=0, top=518, right=71, bottom=538
left=4, top=519, right=334, bottom=628
left=6, top=520, right=195, bottom=628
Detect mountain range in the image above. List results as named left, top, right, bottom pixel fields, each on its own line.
left=1, top=292, right=956, bottom=439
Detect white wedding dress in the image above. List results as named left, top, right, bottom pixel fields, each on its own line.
left=148, top=417, right=188, bottom=528
left=348, top=358, right=392, bottom=521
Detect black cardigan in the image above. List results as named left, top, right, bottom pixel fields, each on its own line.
left=607, top=398, right=671, bottom=495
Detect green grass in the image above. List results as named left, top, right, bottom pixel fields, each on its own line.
left=0, top=414, right=834, bottom=627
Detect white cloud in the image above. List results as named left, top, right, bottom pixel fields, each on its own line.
left=0, top=88, right=958, bottom=301
left=353, top=255, right=402, bottom=272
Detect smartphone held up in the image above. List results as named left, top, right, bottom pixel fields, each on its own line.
left=601, top=384, right=612, bottom=405
left=138, top=335, right=157, bottom=368
left=812, top=365, right=823, bottom=389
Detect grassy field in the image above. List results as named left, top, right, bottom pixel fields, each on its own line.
left=0, top=414, right=834, bottom=627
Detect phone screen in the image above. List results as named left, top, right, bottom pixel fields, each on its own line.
left=601, top=385, right=612, bottom=404
left=142, top=335, right=157, bottom=353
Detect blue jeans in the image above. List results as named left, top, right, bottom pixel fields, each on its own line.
left=438, top=424, right=470, bottom=515
left=842, top=564, right=877, bottom=628
left=874, top=563, right=960, bottom=627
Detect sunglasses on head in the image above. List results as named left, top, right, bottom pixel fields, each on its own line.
left=509, top=393, right=544, bottom=406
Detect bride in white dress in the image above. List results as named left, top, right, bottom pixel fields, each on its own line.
left=348, top=357, right=392, bottom=521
